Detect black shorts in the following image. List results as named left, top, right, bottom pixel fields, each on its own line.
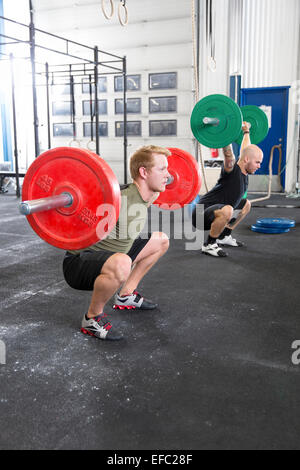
left=63, top=233, right=151, bottom=291
left=203, top=204, right=225, bottom=231
left=192, top=198, right=247, bottom=231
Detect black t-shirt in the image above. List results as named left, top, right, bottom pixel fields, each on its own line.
left=200, top=162, right=248, bottom=209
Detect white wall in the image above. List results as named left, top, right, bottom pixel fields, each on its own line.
left=1, top=0, right=299, bottom=192
left=1, top=1, right=33, bottom=170
left=197, top=0, right=300, bottom=192
left=197, top=0, right=232, bottom=188
left=32, top=0, right=195, bottom=183
left=240, top=0, right=300, bottom=192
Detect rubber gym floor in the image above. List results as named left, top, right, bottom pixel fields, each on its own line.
left=0, top=190, right=300, bottom=450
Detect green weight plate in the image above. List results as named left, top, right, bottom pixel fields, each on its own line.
left=235, top=105, right=269, bottom=145
left=190, top=94, right=242, bottom=148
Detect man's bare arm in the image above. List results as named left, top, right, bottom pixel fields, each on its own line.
left=222, top=144, right=235, bottom=173
left=223, top=121, right=251, bottom=171
left=240, top=121, right=251, bottom=152
left=227, top=200, right=251, bottom=230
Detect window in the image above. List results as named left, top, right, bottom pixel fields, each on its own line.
left=115, top=98, right=141, bottom=114
left=82, top=77, right=107, bottom=94
left=114, top=75, right=141, bottom=92
left=51, top=84, right=71, bottom=95
left=149, top=72, right=177, bottom=90
left=53, top=123, right=74, bottom=137
left=149, top=120, right=177, bottom=136
left=52, top=101, right=72, bottom=116
left=83, top=122, right=108, bottom=137
left=82, top=100, right=107, bottom=115
left=115, top=121, right=141, bottom=137
left=149, top=96, right=177, bottom=113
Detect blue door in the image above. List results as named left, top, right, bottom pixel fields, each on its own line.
left=240, top=86, right=290, bottom=189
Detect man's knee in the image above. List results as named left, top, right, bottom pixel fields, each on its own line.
left=244, top=199, right=251, bottom=213
left=104, top=253, right=132, bottom=284
left=151, top=232, right=170, bottom=252
left=221, top=205, right=234, bottom=222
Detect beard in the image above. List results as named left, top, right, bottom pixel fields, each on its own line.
left=246, top=166, right=255, bottom=174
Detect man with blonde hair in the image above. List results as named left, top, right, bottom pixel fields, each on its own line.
left=63, top=145, right=171, bottom=340
left=192, top=122, right=263, bottom=257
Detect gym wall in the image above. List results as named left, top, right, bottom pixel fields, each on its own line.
left=1, top=0, right=299, bottom=192
left=33, top=0, right=195, bottom=183
left=197, top=0, right=300, bottom=192
left=238, top=0, right=300, bottom=193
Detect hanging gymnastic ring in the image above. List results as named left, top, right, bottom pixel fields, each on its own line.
left=87, top=140, right=97, bottom=151
left=68, top=139, right=81, bottom=148
left=118, top=1, right=128, bottom=26
left=101, top=0, right=114, bottom=20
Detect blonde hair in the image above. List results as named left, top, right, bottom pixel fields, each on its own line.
left=130, top=145, right=171, bottom=181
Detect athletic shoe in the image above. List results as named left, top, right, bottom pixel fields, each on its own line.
left=81, top=313, right=123, bottom=340
left=201, top=242, right=228, bottom=257
left=113, top=291, right=158, bottom=310
left=217, top=235, right=244, bottom=247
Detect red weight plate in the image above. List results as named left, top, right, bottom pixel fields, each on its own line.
left=22, top=147, right=121, bottom=250
left=154, top=148, right=201, bottom=209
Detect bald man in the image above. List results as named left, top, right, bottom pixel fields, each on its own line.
left=192, top=122, right=264, bottom=257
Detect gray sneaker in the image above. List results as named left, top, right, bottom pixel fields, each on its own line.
left=113, top=291, right=158, bottom=310
left=81, top=313, right=123, bottom=340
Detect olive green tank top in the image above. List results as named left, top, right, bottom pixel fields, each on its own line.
left=68, top=183, right=149, bottom=255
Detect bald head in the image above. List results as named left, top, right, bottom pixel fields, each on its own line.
left=240, top=144, right=263, bottom=160
left=239, top=144, right=263, bottom=174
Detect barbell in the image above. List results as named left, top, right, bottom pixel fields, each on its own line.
left=20, top=146, right=201, bottom=251
left=19, top=94, right=267, bottom=251
left=190, top=94, right=269, bottom=148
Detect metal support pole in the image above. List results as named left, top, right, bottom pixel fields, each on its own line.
left=70, top=69, right=76, bottom=139
left=296, top=112, right=300, bottom=193
left=194, top=0, right=200, bottom=164
left=9, top=53, right=21, bottom=198
left=45, top=62, right=51, bottom=149
left=94, top=46, right=99, bottom=155
left=89, top=74, right=94, bottom=142
left=29, top=0, right=40, bottom=158
left=123, top=56, right=127, bottom=184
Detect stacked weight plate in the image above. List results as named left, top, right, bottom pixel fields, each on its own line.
left=251, top=218, right=295, bottom=234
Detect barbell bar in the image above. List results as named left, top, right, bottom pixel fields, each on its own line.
left=19, top=173, right=176, bottom=217
left=20, top=192, right=73, bottom=215
left=202, top=117, right=220, bottom=125
left=20, top=146, right=201, bottom=251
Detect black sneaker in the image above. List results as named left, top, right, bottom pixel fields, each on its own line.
left=81, top=313, right=123, bottom=340
left=113, top=291, right=158, bottom=310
